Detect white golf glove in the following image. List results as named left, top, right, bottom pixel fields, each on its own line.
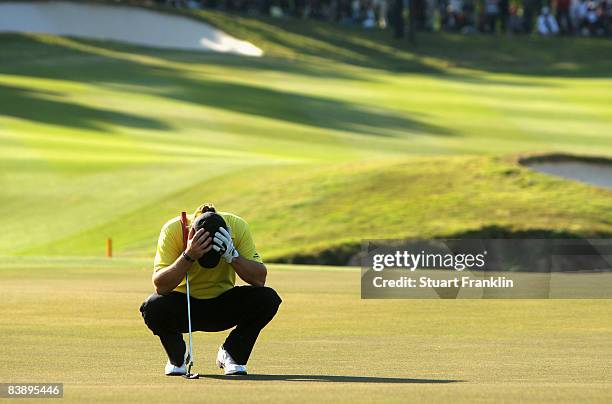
left=212, top=227, right=239, bottom=263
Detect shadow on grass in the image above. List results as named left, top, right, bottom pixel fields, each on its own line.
left=409, top=34, right=612, bottom=78
left=166, top=79, right=453, bottom=137
left=190, top=10, right=612, bottom=78
left=0, top=34, right=454, bottom=137
left=274, top=226, right=612, bottom=266
left=199, top=374, right=461, bottom=383
left=76, top=40, right=364, bottom=82
left=445, top=225, right=612, bottom=239
left=0, top=83, right=169, bottom=131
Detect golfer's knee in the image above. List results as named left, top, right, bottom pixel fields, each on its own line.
left=255, top=286, right=282, bottom=315
left=140, top=293, right=172, bottom=333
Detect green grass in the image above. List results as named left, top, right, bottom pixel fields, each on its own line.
left=0, top=258, right=610, bottom=402
left=1, top=9, right=611, bottom=402
left=0, top=10, right=612, bottom=261
left=20, top=156, right=612, bottom=260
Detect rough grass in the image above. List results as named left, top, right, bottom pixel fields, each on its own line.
left=0, top=258, right=610, bottom=403
left=0, top=10, right=611, bottom=260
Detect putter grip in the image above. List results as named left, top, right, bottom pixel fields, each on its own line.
left=180, top=211, right=188, bottom=250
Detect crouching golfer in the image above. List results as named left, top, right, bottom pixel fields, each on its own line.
left=140, top=203, right=281, bottom=376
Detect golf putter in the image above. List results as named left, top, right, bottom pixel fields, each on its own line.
left=180, top=211, right=199, bottom=380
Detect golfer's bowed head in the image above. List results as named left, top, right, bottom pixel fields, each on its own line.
left=192, top=211, right=228, bottom=268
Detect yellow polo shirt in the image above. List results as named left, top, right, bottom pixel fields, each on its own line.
left=153, top=211, right=262, bottom=299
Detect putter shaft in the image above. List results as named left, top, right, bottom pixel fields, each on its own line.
left=185, top=271, right=194, bottom=371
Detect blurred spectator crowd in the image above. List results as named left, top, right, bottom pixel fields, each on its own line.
left=440, top=0, right=611, bottom=36
left=153, top=0, right=612, bottom=37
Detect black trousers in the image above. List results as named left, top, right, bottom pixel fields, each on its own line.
left=140, top=286, right=281, bottom=366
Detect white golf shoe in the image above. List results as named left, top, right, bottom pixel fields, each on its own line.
left=216, top=345, right=247, bottom=375
left=164, top=346, right=189, bottom=376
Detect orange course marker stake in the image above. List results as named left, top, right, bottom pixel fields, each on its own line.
left=106, top=237, right=112, bottom=258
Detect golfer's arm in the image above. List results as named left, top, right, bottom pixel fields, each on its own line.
left=231, top=256, right=267, bottom=287
left=152, top=255, right=191, bottom=295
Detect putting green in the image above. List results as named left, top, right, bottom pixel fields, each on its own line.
left=0, top=258, right=610, bottom=402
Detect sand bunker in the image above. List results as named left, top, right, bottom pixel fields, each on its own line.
left=523, top=157, right=612, bottom=189
left=0, top=1, right=263, bottom=56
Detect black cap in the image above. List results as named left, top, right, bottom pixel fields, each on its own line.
left=192, top=212, right=227, bottom=268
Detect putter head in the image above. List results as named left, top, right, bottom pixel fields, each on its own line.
left=182, top=361, right=198, bottom=379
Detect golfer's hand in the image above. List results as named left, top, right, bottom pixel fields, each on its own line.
left=185, top=227, right=212, bottom=260
left=212, top=227, right=239, bottom=263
